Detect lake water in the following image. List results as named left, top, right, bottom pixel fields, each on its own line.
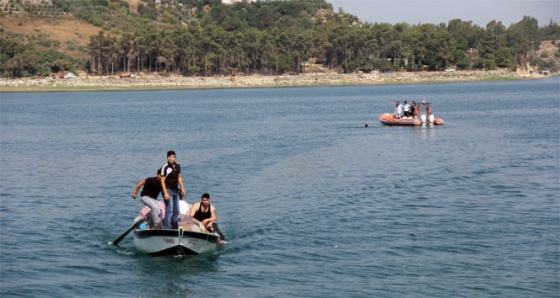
left=1, top=78, right=559, bottom=297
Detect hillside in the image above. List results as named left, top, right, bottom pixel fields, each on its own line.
left=1, top=14, right=101, bottom=59
left=1, top=0, right=558, bottom=78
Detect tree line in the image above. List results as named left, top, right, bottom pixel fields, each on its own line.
left=1, top=0, right=558, bottom=78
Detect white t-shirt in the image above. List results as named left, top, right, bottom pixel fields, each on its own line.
left=179, top=200, right=190, bottom=215
left=403, top=103, right=410, bottom=113
left=396, top=104, right=403, bottom=116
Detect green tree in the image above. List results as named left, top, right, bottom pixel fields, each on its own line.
left=540, top=20, right=560, bottom=40
left=447, top=19, right=483, bottom=68
left=6, top=51, right=38, bottom=77
left=507, top=16, right=541, bottom=64
left=479, top=21, right=507, bottom=69
left=119, top=32, right=136, bottom=73
left=171, top=26, right=194, bottom=75
left=138, top=3, right=158, bottom=20
left=37, top=49, right=76, bottom=73
left=415, top=24, right=453, bottom=70
left=88, top=31, right=111, bottom=75
left=495, top=47, right=516, bottom=70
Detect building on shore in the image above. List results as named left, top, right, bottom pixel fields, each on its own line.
left=222, top=0, right=290, bottom=4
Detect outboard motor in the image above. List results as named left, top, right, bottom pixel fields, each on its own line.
left=421, top=114, right=426, bottom=124
left=428, top=114, right=434, bottom=125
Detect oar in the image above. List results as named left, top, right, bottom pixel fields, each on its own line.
left=111, top=217, right=144, bottom=246
left=212, top=222, right=227, bottom=241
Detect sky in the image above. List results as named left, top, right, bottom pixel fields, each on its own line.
left=328, top=0, right=560, bottom=27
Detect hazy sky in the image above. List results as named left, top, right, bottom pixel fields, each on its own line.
left=328, top=0, right=559, bottom=27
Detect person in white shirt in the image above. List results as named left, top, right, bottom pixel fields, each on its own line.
left=179, top=199, right=190, bottom=215
left=403, top=101, right=411, bottom=117
left=394, top=101, right=403, bottom=119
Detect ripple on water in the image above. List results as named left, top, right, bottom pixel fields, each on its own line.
left=1, top=80, right=559, bottom=297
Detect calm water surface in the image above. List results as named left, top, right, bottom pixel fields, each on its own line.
left=1, top=78, right=559, bottom=297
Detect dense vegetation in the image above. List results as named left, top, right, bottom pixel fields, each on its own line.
left=1, top=0, right=559, bottom=78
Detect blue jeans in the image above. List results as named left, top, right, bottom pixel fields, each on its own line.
left=163, top=189, right=179, bottom=229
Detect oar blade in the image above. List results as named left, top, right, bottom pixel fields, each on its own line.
left=212, top=222, right=226, bottom=241
left=111, top=218, right=144, bottom=246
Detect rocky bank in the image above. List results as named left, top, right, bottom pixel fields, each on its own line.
left=0, top=70, right=552, bottom=91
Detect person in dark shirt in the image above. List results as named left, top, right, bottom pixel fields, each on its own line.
left=190, top=193, right=225, bottom=243
left=159, top=150, right=185, bottom=229
left=189, top=193, right=217, bottom=230
left=132, top=172, right=162, bottom=228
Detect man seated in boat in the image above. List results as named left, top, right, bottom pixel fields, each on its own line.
left=190, top=193, right=218, bottom=232
left=189, top=193, right=226, bottom=243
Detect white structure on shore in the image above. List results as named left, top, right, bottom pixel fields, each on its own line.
left=222, top=0, right=289, bottom=4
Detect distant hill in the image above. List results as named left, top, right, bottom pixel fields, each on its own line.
left=1, top=13, right=100, bottom=59
left=1, top=0, right=558, bottom=78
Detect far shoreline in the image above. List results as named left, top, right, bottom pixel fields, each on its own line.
left=0, top=70, right=552, bottom=93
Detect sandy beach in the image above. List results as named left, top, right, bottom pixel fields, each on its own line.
left=0, top=70, right=550, bottom=92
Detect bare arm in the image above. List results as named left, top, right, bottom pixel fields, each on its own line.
left=178, top=173, right=185, bottom=198
left=209, top=206, right=217, bottom=223
left=201, top=206, right=218, bottom=226
left=160, top=175, right=169, bottom=200
left=132, top=180, right=145, bottom=199
left=189, top=202, right=199, bottom=218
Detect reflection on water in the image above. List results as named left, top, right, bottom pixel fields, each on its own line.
left=414, top=124, right=438, bottom=140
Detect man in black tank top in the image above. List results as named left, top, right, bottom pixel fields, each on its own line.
left=189, top=193, right=217, bottom=231
left=190, top=193, right=226, bottom=243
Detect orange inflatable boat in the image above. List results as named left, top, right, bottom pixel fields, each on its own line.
left=379, top=113, right=444, bottom=126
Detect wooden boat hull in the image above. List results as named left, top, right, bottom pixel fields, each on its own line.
left=132, top=213, right=220, bottom=257
left=133, top=228, right=219, bottom=257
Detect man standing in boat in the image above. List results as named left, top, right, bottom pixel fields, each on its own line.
left=403, top=101, right=411, bottom=117
left=159, top=150, right=186, bottom=229
left=425, top=103, right=433, bottom=117
left=394, top=101, right=403, bottom=119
